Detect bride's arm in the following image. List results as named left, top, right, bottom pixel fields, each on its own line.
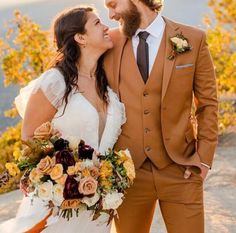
left=22, top=88, right=57, bottom=141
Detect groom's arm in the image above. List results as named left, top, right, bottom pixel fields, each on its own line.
left=193, top=31, right=218, bottom=168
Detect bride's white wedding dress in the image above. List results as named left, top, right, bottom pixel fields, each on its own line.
left=0, top=68, right=125, bottom=233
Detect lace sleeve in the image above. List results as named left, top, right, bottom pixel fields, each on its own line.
left=15, top=68, right=65, bottom=118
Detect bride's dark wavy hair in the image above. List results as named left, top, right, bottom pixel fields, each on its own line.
left=50, top=6, right=108, bottom=113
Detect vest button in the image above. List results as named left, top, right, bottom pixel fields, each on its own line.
left=143, top=91, right=149, bottom=97
left=145, top=146, right=151, bottom=152
left=144, top=128, right=150, bottom=133
left=144, top=110, right=150, bottom=115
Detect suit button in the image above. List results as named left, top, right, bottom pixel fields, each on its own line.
left=144, top=110, right=150, bottom=115
left=162, top=106, right=167, bottom=110
left=143, top=91, right=149, bottom=97
left=145, top=146, right=151, bottom=152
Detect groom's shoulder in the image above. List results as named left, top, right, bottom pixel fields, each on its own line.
left=108, top=28, right=124, bottom=43
left=164, top=16, right=206, bottom=40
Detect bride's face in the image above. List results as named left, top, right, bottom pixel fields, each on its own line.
left=83, top=12, right=113, bottom=53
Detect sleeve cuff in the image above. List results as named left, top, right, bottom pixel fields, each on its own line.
left=201, top=162, right=211, bottom=169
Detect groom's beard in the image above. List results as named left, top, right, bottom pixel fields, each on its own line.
left=119, top=2, right=141, bottom=38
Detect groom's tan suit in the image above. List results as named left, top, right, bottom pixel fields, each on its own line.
left=104, top=17, right=218, bottom=233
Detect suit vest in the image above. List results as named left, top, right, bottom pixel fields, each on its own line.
left=115, top=32, right=173, bottom=169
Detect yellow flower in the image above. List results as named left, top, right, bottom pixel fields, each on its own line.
left=50, top=164, right=63, bottom=180
left=115, top=151, right=129, bottom=165
left=100, top=161, right=113, bottom=178
left=67, top=166, right=76, bottom=176
left=82, top=168, right=90, bottom=177
left=5, top=163, right=20, bottom=177
left=13, top=148, right=21, bottom=161
left=55, top=174, right=68, bottom=185
left=123, top=159, right=136, bottom=181
left=74, top=162, right=82, bottom=173
left=100, top=179, right=112, bottom=190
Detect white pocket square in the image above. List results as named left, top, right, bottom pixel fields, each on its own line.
left=176, top=64, right=194, bottom=69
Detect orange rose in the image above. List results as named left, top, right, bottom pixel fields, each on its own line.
left=89, top=166, right=99, bottom=178
left=50, top=164, right=64, bottom=180
left=37, top=156, right=55, bottom=175
left=29, top=168, right=43, bottom=183
left=78, top=177, right=97, bottom=195
left=34, top=122, right=53, bottom=140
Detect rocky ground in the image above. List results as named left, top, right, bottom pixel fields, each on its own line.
left=0, top=133, right=236, bottom=233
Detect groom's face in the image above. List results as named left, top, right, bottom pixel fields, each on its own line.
left=105, top=0, right=141, bottom=38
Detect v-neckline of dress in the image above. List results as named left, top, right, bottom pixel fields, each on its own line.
left=77, top=92, right=109, bottom=151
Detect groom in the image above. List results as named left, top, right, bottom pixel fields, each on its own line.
left=104, top=0, right=218, bottom=233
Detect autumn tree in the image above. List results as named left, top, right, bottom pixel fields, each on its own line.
left=0, top=11, right=55, bottom=193
left=204, top=0, right=236, bottom=133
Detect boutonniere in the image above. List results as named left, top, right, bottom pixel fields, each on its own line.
left=168, top=33, right=192, bottom=60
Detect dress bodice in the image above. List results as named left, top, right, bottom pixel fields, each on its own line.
left=15, top=68, right=126, bottom=154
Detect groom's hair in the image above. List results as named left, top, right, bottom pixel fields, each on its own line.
left=140, top=0, right=163, bottom=12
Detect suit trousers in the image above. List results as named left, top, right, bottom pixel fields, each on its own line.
left=115, top=159, right=204, bottom=233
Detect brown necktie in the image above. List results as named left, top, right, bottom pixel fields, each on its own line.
left=137, top=31, right=150, bottom=83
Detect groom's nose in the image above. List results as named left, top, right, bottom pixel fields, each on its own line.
left=109, top=9, right=116, bottom=20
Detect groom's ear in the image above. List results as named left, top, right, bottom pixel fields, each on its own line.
left=74, top=33, right=86, bottom=46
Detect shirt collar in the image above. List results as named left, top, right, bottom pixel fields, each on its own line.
left=134, top=13, right=165, bottom=39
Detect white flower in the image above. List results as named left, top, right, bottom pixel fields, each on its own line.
left=81, top=192, right=100, bottom=207
left=81, top=159, right=94, bottom=169
left=37, top=181, right=53, bottom=201
left=52, top=184, right=64, bottom=206
left=182, top=39, right=188, bottom=47
left=102, top=192, right=124, bottom=210
left=74, top=174, right=82, bottom=182
left=170, top=37, right=188, bottom=48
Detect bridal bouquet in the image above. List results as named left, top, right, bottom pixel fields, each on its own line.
left=6, top=122, right=135, bottom=224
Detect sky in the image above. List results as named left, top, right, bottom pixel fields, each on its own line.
left=0, top=0, right=43, bottom=8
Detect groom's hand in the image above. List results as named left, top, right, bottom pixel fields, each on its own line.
left=184, top=165, right=209, bottom=180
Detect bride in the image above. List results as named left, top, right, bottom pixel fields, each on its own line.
left=0, top=6, right=125, bottom=233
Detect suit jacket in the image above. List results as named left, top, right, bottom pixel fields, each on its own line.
left=104, top=17, right=218, bottom=173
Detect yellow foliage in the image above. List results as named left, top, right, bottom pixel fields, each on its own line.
left=205, top=0, right=236, bottom=132
left=0, top=10, right=56, bottom=87
left=0, top=122, right=22, bottom=173
left=5, top=162, right=20, bottom=177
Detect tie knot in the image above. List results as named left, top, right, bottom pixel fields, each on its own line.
left=138, top=31, right=150, bottom=41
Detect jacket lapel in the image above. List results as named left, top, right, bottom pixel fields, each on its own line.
left=162, top=17, right=180, bottom=101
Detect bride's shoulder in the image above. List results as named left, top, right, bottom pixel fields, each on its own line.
left=15, top=68, right=66, bottom=118
left=107, top=87, right=120, bottom=101
left=39, top=68, right=65, bottom=86
left=35, top=68, right=66, bottom=96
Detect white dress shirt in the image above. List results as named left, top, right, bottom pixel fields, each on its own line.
left=132, top=13, right=166, bottom=74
